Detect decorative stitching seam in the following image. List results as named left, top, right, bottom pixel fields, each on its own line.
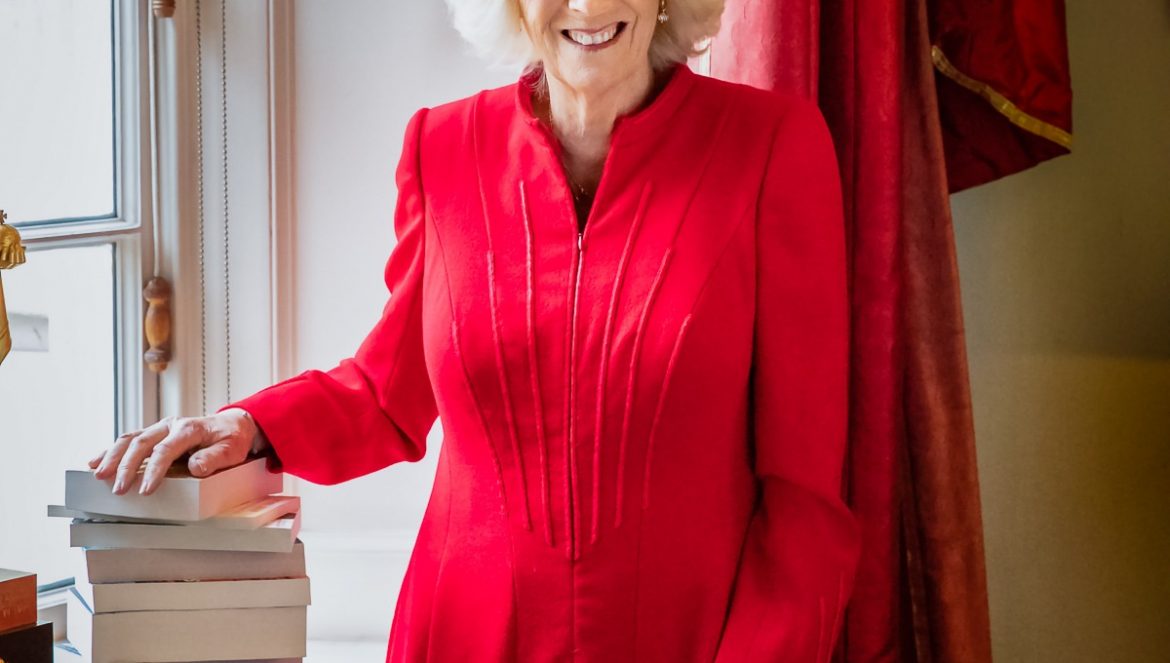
left=519, top=180, right=556, bottom=548
left=474, top=95, right=534, bottom=532
left=590, top=182, right=653, bottom=544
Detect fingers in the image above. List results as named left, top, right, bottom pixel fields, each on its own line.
left=188, top=440, right=246, bottom=478
left=88, top=450, right=106, bottom=469
left=112, top=419, right=173, bottom=495
left=97, top=415, right=240, bottom=496
left=94, top=430, right=142, bottom=480
left=140, top=418, right=208, bottom=495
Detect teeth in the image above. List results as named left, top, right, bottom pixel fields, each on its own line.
left=567, top=25, right=619, bottom=47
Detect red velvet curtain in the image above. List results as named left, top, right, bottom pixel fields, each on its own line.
left=711, top=0, right=1071, bottom=661
left=930, top=0, right=1073, bottom=192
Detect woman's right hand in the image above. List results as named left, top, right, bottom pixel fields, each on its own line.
left=88, top=408, right=267, bottom=497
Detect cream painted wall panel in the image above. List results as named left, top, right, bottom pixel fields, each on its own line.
left=952, top=1, right=1170, bottom=660
left=290, top=0, right=514, bottom=537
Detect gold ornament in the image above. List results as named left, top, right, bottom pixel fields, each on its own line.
left=0, top=210, right=27, bottom=365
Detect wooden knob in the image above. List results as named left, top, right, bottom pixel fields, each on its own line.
left=153, top=0, right=176, bottom=19
left=143, top=277, right=172, bottom=372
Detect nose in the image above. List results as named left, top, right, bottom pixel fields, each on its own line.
left=566, top=0, right=610, bottom=15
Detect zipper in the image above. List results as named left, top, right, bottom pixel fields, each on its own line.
left=533, top=116, right=611, bottom=559
left=566, top=228, right=584, bottom=560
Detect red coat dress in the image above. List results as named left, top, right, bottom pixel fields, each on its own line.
left=225, top=62, right=862, bottom=663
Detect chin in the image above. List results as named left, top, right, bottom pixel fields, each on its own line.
left=555, top=60, right=612, bottom=88
left=551, top=53, right=647, bottom=92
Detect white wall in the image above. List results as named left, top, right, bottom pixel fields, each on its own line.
left=952, top=1, right=1170, bottom=660
left=285, top=0, right=514, bottom=641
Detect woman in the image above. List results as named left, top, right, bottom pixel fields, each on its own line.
left=90, top=0, right=862, bottom=660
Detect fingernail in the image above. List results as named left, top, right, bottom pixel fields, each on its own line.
left=112, top=479, right=122, bottom=494
left=139, top=482, right=149, bottom=495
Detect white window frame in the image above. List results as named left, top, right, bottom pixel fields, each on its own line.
left=18, top=0, right=295, bottom=432
left=150, top=0, right=294, bottom=426
left=19, top=0, right=158, bottom=435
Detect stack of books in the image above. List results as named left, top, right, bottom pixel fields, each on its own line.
left=50, top=458, right=309, bottom=663
left=0, top=568, right=53, bottom=663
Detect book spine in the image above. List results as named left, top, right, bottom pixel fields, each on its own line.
left=0, top=573, right=36, bottom=632
left=0, top=621, right=54, bottom=663
left=91, top=607, right=307, bottom=662
left=200, top=462, right=285, bottom=519
left=65, top=470, right=202, bottom=521
left=88, top=577, right=310, bottom=613
left=70, top=518, right=296, bottom=553
left=84, top=544, right=306, bottom=584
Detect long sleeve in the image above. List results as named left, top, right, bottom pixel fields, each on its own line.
left=714, top=98, right=862, bottom=662
left=220, top=108, right=438, bottom=485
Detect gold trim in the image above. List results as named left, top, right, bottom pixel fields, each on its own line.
left=931, top=45, right=1073, bottom=150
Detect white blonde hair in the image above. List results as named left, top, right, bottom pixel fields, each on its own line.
left=445, top=0, right=724, bottom=71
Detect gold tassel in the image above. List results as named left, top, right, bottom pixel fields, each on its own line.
left=0, top=210, right=27, bottom=366
left=0, top=273, right=10, bottom=365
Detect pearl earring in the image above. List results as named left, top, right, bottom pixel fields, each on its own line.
left=657, top=0, right=669, bottom=23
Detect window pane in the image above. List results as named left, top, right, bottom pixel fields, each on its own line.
left=0, top=1, right=116, bottom=226
left=0, top=243, right=116, bottom=584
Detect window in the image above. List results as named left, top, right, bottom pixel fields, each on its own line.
left=0, top=245, right=117, bottom=580
left=0, top=1, right=116, bottom=228
left=0, top=0, right=155, bottom=585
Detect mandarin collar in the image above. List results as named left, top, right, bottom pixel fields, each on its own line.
left=514, top=61, right=696, bottom=146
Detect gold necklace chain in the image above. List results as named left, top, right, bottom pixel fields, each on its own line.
left=569, top=177, right=592, bottom=201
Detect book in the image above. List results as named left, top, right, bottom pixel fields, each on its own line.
left=0, top=568, right=36, bottom=632
left=53, top=644, right=302, bottom=663
left=75, top=576, right=310, bottom=613
left=67, top=589, right=307, bottom=663
left=69, top=510, right=301, bottom=553
left=65, top=457, right=283, bottom=522
left=82, top=540, right=306, bottom=584
left=0, top=620, right=52, bottom=663
left=49, top=494, right=300, bottom=530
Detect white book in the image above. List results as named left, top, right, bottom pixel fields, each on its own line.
left=70, top=511, right=301, bottom=554
left=67, top=589, right=307, bottom=663
left=49, top=495, right=300, bottom=530
left=82, top=541, right=306, bottom=584
left=55, top=641, right=301, bottom=663
left=65, top=458, right=283, bottom=522
left=74, top=577, right=310, bottom=613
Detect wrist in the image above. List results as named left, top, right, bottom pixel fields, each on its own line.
left=241, top=411, right=271, bottom=455
left=221, top=407, right=269, bottom=455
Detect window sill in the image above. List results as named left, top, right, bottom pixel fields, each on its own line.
left=307, top=638, right=388, bottom=662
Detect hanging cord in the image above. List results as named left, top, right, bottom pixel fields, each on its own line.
left=220, top=0, right=232, bottom=404
left=193, top=0, right=232, bottom=413
left=195, top=0, right=208, bottom=415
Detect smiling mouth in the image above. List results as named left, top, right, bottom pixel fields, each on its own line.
left=562, top=22, right=627, bottom=49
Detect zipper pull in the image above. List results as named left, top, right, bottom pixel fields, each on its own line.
left=577, top=231, right=583, bottom=251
